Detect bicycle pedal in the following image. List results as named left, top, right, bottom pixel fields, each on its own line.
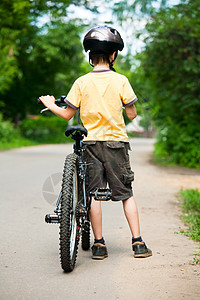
left=90, top=188, right=112, bottom=201
left=45, top=214, right=60, bottom=224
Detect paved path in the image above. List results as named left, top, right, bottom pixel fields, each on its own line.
left=0, top=139, right=200, bottom=300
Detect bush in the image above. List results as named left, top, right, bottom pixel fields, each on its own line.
left=140, top=0, right=200, bottom=169
left=0, top=113, right=20, bottom=143
left=154, top=125, right=200, bottom=168
left=19, top=116, right=70, bottom=143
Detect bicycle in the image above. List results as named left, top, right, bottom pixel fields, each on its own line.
left=38, top=96, right=112, bottom=272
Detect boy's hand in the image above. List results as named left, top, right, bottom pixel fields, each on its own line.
left=39, top=95, right=55, bottom=108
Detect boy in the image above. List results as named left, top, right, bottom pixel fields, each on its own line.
left=39, top=25, right=152, bottom=260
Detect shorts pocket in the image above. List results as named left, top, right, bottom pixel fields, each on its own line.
left=121, top=161, right=134, bottom=184
left=123, top=171, right=134, bottom=184
left=106, top=141, right=125, bottom=149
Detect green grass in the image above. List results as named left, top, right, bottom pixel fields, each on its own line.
left=0, top=138, right=38, bottom=151
left=179, top=189, right=200, bottom=264
left=0, top=136, right=73, bottom=151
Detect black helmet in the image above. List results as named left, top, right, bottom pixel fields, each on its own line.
left=83, top=25, right=124, bottom=53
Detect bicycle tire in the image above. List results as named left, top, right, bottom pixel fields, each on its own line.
left=81, top=221, right=90, bottom=251
left=59, top=153, right=79, bottom=272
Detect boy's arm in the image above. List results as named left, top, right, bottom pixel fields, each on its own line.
left=39, top=95, right=77, bottom=121
left=125, top=104, right=137, bottom=120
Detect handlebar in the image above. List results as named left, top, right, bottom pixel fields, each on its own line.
left=37, top=95, right=67, bottom=105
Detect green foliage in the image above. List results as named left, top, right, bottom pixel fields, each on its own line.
left=0, top=113, right=39, bottom=150
left=179, top=189, right=200, bottom=244
left=30, top=21, right=85, bottom=95
left=0, top=137, right=37, bottom=151
left=180, top=189, right=200, bottom=214
left=182, top=213, right=200, bottom=242
left=0, top=112, right=74, bottom=149
left=113, top=0, right=180, bottom=22
left=0, top=0, right=95, bottom=121
left=0, top=0, right=31, bottom=95
left=115, top=53, right=153, bottom=128
left=193, top=253, right=200, bottom=265
left=0, top=19, right=86, bottom=120
left=0, top=113, right=20, bottom=143
left=154, top=124, right=200, bottom=168
left=19, top=116, right=71, bottom=143
left=139, top=0, right=200, bottom=168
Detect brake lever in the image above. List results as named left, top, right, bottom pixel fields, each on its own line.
left=40, top=108, right=49, bottom=114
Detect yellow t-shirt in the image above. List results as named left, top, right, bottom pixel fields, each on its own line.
left=65, top=70, right=137, bottom=141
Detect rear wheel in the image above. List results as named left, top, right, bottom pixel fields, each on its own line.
left=59, top=153, right=79, bottom=272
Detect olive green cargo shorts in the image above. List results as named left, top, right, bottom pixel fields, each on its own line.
left=83, top=141, right=134, bottom=201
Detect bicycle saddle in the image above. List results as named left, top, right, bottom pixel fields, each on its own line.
left=65, top=125, right=88, bottom=137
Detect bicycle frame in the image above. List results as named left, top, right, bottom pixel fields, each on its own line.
left=71, top=129, right=89, bottom=223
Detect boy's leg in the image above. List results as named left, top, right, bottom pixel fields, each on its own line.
left=89, top=195, right=141, bottom=239
left=89, top=198, right=108, bottom=260
left=122, top=196, right=152, bottom=258
left=89, top=198, right=102, bottom=240
left=122, top=196, right=140, bottom=238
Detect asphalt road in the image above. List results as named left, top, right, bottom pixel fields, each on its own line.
left=0, top=139, right=200, bottom=300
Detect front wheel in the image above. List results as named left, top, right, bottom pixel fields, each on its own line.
left=59, top=153, right=79, bottom=272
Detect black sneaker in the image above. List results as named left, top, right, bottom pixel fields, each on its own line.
left=91, top=243, right=108, bottom=260
left=132, top=241, right=152, bottom=258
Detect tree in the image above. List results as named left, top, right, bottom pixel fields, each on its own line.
left=0, top=0, right=31, bottom=95
left=4, top=21, right=86, bottom=120
left=113, top=0, right=183, bottom=18
left=114, top=52, right=153, bottom=128
left=140, top=0, right=200, bottom=167
left=0, top=0, right=96, bottom=120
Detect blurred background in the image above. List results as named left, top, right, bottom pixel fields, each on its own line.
left=0, top=0, right=199, bottom=168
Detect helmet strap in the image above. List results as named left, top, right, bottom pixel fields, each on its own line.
left=109, top=51, right=118, bottom=72
left=109, top=60, right=116, bottom=72
left=89, top=52, right=94, bottom=67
